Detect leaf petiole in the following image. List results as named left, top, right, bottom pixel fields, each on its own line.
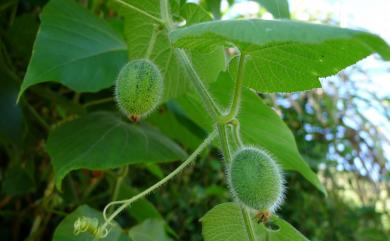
left=160, top=0, right=222, bottom=119
left=219, top=53, right=247, bottom=124
left=145, top=24, right=162, bottom=59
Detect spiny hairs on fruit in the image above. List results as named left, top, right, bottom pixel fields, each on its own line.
left=115, top=59, right=163, bottom=121
left=228, top=147, right=285, bottom=213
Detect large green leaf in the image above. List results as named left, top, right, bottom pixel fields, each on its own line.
left=117, top=0, right=225, bottom=101
left=46, top=112, right=187, bottom=190
left=53, top=205, right=129, bottom=241
left=129, top=219, right=173, bottom=241
left=177, top=72, right=325, bottom=193
left=255, top=0, right=290, bottom=19
left=18, top=0, right=127, bottom=99
left=170, top=19, right=390, bottom=93
left=201, top=202, right=309, bottom=241
left=181, top=3, right=212, bottom=25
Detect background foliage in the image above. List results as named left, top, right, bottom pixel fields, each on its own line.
left=0, top=0, right=389, bottom=240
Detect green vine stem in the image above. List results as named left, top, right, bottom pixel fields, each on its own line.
left=113, top=0, right=164, bottom=25
left=145, top=24, right=162, bottom=59
left=109, top=166, right=129, bottom=212
left=159, top=0, right=256, bottom=239
left=219, top=54, right=247, bottom=124
left=219, top=116, right=257, bottom=241
left=95, top=1, right=255, bottom=240
left=230, top=118, right=244, bottom=147
left=229, top=120, right=256, bottom=240
left=94, top=130, right=217, bottom=241
left=217, top=124, right=232, bottom=162
left=160, top=0, right=222, bottom=119
left=241, top=206, right=257, bottom=241
left=176, top=49, right=223, bottom=118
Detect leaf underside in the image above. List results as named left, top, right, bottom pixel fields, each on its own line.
left=170, top=19, right=390, bottom=93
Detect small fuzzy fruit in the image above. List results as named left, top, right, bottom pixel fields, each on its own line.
left=228, top=147, right=285, bottom=212
left=115, top=59, right=163, bottom=121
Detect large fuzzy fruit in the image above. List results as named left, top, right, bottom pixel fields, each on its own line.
left=228, top=147, right=285, bottom=212
left=115, top=59, right=163, bottom=121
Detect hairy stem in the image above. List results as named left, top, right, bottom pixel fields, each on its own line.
left=160, top=0, right=222, bottom=119
left=219, top=54, right=247, bottom=124
left=111, top=1, right=253, bottom=240
left=159, top=0, right=173, bottom=29
left=159, top=1, right=253, bottom=238
left=231, top=119, right=244, bottom=147
left=219, top=122, right=257, bottom=240
left=145, top=24, right=162, bottom=59
left=95, top=130, right=217, bottom=240
left=113, top=0, right=164, bottom=24
left=241, top=206, right=257, bottom=241
left=217, top=124, right=232, bottom=162
left=176, top=49, right=222, bottom=118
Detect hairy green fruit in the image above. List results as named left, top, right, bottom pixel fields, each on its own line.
left=228, top=147, right=285, bottom=212
left=115, top=59, right=163, bottom=121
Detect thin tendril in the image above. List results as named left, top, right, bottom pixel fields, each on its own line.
left=96, top=130, right=217, bottom=240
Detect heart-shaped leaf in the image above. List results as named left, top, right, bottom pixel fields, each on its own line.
left=19, top=0, right=127, bottom=99
left=202, top=202, right=309, bottom=241
left=170, top=19, right=390, bottom=93
left=46, top=112, right=187, bottom=190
